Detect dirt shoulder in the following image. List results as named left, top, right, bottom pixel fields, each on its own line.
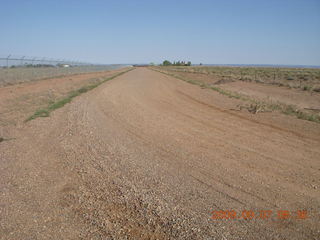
left=0, top=67, right=131, bottom=128
left=221, top=80, right=320, bottom=109
left=154, top=67, right=320, bottom=122
left=1, top=68, right=319, bottom=239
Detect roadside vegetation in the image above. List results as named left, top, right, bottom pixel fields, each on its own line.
left=157, top=65, right=320, bottom=92
left=151, top=67, right=320, bottom=123
left=26, top=68, right=133, bottom=122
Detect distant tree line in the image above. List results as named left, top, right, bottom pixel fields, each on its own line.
left=161, top=60, right=191, bottom=66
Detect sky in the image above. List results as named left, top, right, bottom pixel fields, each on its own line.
left=0, top=0, right=320, bottom=65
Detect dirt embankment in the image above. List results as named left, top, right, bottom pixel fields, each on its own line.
left=1, top=68, right=319, bottom=239
left=0, top=68, right=130, bottom=128
left=158, top=68, right=320, bottom=109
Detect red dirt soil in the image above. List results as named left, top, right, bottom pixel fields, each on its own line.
left=1, top=68, right=319, bottom=239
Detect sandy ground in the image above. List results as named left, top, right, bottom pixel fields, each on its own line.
left=0, top=68, right=319, bottom=239
left=0, top=68, right=128, bottom=127
left=218, top=81, right=320, bottom=109
left=162, top=70, right=320, bottom=111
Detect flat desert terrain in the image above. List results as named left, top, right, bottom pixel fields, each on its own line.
left=1, top=67, right=319, bottom=239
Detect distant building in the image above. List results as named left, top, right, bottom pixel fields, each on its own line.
left=57, top=63, right=70, bottom=68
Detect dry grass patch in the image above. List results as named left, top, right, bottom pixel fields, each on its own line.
left=152, top=68, right=320, bottom=123
left=26, top=69, right=133, bottom=122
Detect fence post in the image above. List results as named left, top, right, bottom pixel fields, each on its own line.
left=6, top=55, right=11, bottom=68
left=31, top=57, right=36, bottom=66
left=21, top=56, right=26, bottom=66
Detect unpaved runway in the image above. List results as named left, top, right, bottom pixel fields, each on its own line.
left=1, top=68, right=319, bottom=239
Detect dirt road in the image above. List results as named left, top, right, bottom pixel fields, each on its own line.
left=1, top=68, right=319, bottom=239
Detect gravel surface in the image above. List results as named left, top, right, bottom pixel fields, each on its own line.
left=1, top=68, right=319, bottom=239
